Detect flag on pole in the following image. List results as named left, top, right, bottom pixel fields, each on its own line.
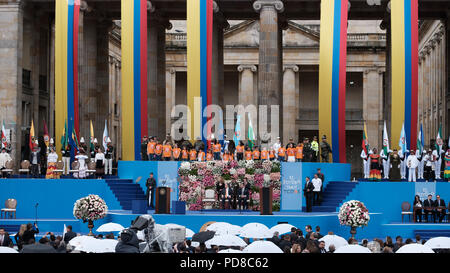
left=362, top=122, right=369, bottom=154
left=1, top=121, right=7, bottom=148
left=60, top=120, right=68, bottom=150
left=62, top=224, right=67, bottom=241
left=43, top=120, right=50, bottom=147
left=233, top=114, right=241, bottom=144
left=417, top=124, right=424, bottom=154
left=399, top=122, right=407, bottom=153
left=72, top=120, right=79, bottom=150
left=435, top=124, right=443, bottom=154
left=89, top=120, right=95, bottom=152
left=29, top=120, right=35, bottom=150
left=382, top=120, right=390, bottom=155
left=103, top=120, right=109, bottom=151
left=247, top=113, right=256, bottom=150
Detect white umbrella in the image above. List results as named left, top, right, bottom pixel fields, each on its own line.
left=185, top=228, right=195, bottom=238
left=0, top=246, right=18, bottom=253
left=424, top=237, right=450, bottom=249
left=396, top=244, right=434, bottom=253
left=207, top=222, right=242, bottom=235
left=218, top=248, right=243, bottom=253
left=243, top=240, right=283, bottom=253
left=334, top=245, right=372, bottom=253
left=319, top=235, right=349, bottom=251
left=205, top=234, right=247, bottom=248
left=239, top=223, right=272, bottom=239
left=96, top=223, right=125, bottom=232
left=68, top=235, right=97, bottom=248
left=75, top=238, right=118, bottom=253
left=269, top=224, right=295, bottom=235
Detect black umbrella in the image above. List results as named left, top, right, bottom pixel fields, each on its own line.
left=21, top=243, right=57, bottom=253
left=192, top=231, right=215, bottom=243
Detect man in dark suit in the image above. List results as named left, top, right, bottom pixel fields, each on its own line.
left=435, top=195, right=446, bottom=223
left=146, top=172, right=156, bottom=209
left=315, top=226, right=324, bottom=239
left=269, top=231, right=281, bottom=246
left=0, top=228, right=13, bottom=247
left=63, top=225, right=77, bottom=244
left=295, top=229, right=307, bottom=250
left=278, top=234, right=292, bottom=252
left=423, top=194, right=436, bottom=223
left=303, top=177, right=314, bottom=212
left=304, top=225, right=313, bottom=241
left=220, top=183, right=233, bottom=209
left=237, top=183, right=249, bottom=210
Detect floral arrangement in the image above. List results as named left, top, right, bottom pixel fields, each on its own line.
left=178, top=160, right=281, bottom=211
left=73, top=194, right=108, bottom=222
left=338, top=200, right=370, bottom=227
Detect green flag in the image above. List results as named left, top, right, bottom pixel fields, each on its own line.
left=72, top=121, right=79, bottom=149
left=247, top=113, right=255, bottom=149
left=60, top=120, right=68, bottom=149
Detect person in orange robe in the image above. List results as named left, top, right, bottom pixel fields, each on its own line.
left=206, top=149, right=214, bottom=161
left=236, top=141, right=245, bottom=161
left=252, top=146, right=261, bottom=161
left=213, top=140, right=222, bottom=160
left=181, top=147, right=189, bottom=161
left=287, top=144, right=296, bottom=162
left=278, top=146, right=286, bottom=162
left=198, top=150, right=205, bottom=161
left=189, top=148, right=197, bottom=161
left=155, top=141, right=163, bottom=161
left=261, top=148, right=269, bottom=161
left=245, top=147, right=253, bottom=161
left=296, top=142, right=303, bottom=162
left=162, top=143, right=172, bottom=161
left=269, top=149, right=275, bottom=161
left=147, top=137, right=156, bottom=161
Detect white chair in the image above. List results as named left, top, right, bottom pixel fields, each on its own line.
left=69, top=161, right=80, bottom=177
left=86, top=161, right=96, bottom=177
left=1, top=199, right=17, bottom=219
left=401, top=201, right=413, bottom=222
left=18, top=160, right=30, bottom=176
left=1, top=160, right=13, bottom=177
left=203, top=189, right=216, bottom=209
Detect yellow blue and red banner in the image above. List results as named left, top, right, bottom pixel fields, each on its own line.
left=55, top=0, right=80, bottom=157
left=187, top=0, right=213, bottom=145
left=318, top=0, right=348, bottom=163
left=391, top=0, right=418, bottom=151
left=121, top=0, right=148, bottom=160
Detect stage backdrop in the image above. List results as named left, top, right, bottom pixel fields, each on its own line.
left=281, top=162, right=302, bottom=211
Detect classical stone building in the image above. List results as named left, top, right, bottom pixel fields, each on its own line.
left=1, top=0, right=450, bottom=177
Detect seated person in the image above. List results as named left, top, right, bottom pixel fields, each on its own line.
left=435, top=195, right=446, bottom=223
left=413, top=195, right=423, bottom=222
left=423, top=194, right=436, bottom=223
left=220, top=183, right=233, bottom=209
left=237, top=182, right=249, bottom=210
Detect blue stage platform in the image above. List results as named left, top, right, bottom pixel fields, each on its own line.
left=1, top=161, right=449, bottom=242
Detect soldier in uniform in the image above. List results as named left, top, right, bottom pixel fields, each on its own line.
left=61, top=143, right=71, bottom=175
left=141, top=136, right=148, bottom=161
left=302, top=138, right=312, bottom=162
left=105, top=138, right=114, bottom=175
left=90, top=138, right=98, bottom=162
left=79, top=137, right=88, bottom=153
left=319, top=135, right=332, bottom=163
left=311, top=136, right=319, bottom=162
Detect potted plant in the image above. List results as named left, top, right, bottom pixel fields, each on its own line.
left=73, top=194, right=108, bottom=236
left=338, top=200, right=370, bottom=238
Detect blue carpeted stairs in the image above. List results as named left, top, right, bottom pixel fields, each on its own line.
left=309, top=181, right=358, bottom=212
left=414, top=230, right=450, bottom=240
left=105, top=179, right=147, bottom=210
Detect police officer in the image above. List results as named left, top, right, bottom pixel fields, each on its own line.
left=311, top=136, right=319, bottom=162
left=319, top=135, right=332, bottom=163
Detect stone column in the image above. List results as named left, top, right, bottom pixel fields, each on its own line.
left=282, top=65, right=299, bottom=145
left=446, top=16, right=450, bottom=136
left=166, top=68, right=176, bottom=134
left=363, top=69, right=383, bottom=150
left=253, top=0, right=284, bottom=143
left=49, top=19, right=55, bottom=138
left=383, top=21, right=392, bottom=137
left=30, top=11, right=42, bottom=133
left=238, top=65, right=258, bottom=138
left=148, top=10, right=170, bottom=140
left=0, top=0, right=24, bottom=165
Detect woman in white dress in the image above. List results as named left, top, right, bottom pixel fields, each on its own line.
left=75, top=149, right=89, bottom=179
left=95, top=148, right=105, bottom=179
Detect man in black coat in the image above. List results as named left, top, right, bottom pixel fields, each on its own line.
left=63, top=225, right=77, bottom=244
left=141, top=136, right=149, bottom=160
left=269, top=231, right=281, bottom=246
left=303, top=177, right=314, bottom=212
left=115, top=229, right=140, bottom=253
left=423, top=194, right=436, bottom=222
left=302, top=138, right=312, bottom=162
left=237, top=182, right=249, bottom=210
left=295, top=230, right=307, bottom=250
left=435, top=195, right=446, bottom=223
left=146, top=173, right=156, bottom=209
left=278, top=234, right=292, bottom=252
left=0, top=228, right=13, bottom=247
left=220, top=183, right=233, bottom=209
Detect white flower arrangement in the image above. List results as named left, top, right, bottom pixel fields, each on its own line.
left=229, top=168, right=237, bottom=175
left=245, top=160, right=255, bottom=169
left=338, top=200, right=370, bottom=228
left=73, top=194, right=108, bottom=222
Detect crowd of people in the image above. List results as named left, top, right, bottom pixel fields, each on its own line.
left=140, top=134, right=332, bottom=163
left=362, top=146, right=450, bottom=182
left=412, top=194, right=447, bottom=223
left=2, top=222, right=446, bottom=254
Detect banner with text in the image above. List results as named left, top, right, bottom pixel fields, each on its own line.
left=415, top=182, right=436, bottom=201
left=281, top=162, right=302, bottom=211
left=157, top=161, right=180, bottom=204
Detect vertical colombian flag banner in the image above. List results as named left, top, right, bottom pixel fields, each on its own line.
left=187, top=0, right=213, bottom=145
left=121, top=0, right=148, bottom=161
left=391, top=0, right=418, bottom=151
left=55, top=0, right=80, bottom=158
left=318, top=0, right=348, bottom=163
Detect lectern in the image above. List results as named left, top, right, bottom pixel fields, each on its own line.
left=155, top=187, right=171, bottom=214
left=259, top=186, right=273, bottom=215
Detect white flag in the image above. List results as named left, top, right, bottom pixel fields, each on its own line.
left=382, top=120, right=389, bottom=155
left=62, top=224, right=67, bottom=241
left=103, top=120, right=109, bottom=151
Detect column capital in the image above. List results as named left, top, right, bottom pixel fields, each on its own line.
left=169, top=68, right=176, bottom=74
left=253, top=0, right=284, bottom=13
left=238, top=65, right=257, bottom=73
left=80, top=1, right=93, bottom=12
left=147, top=1, right=156, bottom=13
left=283, top=64, right=299, bottom=73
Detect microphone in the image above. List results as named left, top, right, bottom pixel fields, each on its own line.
left=35, top=203, right=39, bottom=207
